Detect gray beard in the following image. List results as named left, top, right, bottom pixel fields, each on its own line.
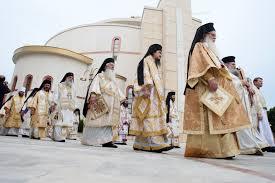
left=155, top=59, right=161, bottom=67
left=65, top=80, right=73, bottom=87
left=229, top=68, right=240, bottom=77
left=204, top=36, right=220, bottom=58
left=104, top=69, right=115, bottom=81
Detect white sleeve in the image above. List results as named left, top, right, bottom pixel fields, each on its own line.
left=89, top=75, right=101, bottom=95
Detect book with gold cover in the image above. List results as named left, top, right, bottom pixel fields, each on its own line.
left=89, top=95, right=109, bottom=120
left=200, top=87, right=233, bottom=117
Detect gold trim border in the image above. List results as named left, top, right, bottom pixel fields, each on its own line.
left=13, top=45, right=93, bottom=65
left=129, top=129, right=168, bottom=137
left=115, top=74, right=127, bottom=81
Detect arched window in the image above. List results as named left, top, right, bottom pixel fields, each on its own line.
left=23, top=74, right=33, bottom=95
left=11, top=75, right=18, bottom=91
left=126, top=85, right=134, bottom=114
left=112, top=37, right=121, bottom=61
left=42, top=75, right=53, bottom=89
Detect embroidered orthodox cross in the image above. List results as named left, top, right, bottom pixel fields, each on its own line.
left=210, top=93, right=224, bottom=105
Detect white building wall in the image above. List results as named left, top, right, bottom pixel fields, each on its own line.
left=45, top=24, right=143, bottom=92
left=46, top=25, right=141, bottom=54
left=12, top=53, right=90, bottom=110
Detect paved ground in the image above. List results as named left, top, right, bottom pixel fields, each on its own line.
left=0, top=136, right=275, bottom=183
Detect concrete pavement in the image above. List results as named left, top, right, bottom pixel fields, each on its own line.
left=0, top=136, right=274, bottom=183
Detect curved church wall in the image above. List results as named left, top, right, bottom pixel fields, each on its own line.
left=12, top=53, right=90, bottom=109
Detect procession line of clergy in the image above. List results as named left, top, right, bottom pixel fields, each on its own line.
left=1, top=22, right=274, bottom=158
left=0, top=73, right=80, bottom=142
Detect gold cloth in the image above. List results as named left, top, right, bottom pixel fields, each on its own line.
left=130, top=56, right=168, bottom=137
left=184, top=42, right=250, bottom=135
left=185, top=106, right=240, bottom=158
left=28, top=90, right=53, bottom=138
left=3, top=94, right=25, bottom=128
left=130, top=56, right=170, bottom=151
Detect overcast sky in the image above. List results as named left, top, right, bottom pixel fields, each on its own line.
left=0, top=0, right=274, bottom=108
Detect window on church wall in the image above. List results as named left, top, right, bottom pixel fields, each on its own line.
left=126, top=85, right=134, bottom=114
left=112, top=37, right=121, bottom=61
left=11, top=75, right=18, bottom=91
left=23, top=74, right=33, bottom=95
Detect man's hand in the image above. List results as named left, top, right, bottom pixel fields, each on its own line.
left=257, top=113, right=263, bottom=121
left=20, top=111, right=24, bottom=116
left=5, top=108, right=10, bottom=115
left=247, top=87, right=255, bottom=95
left=49, top=106, right=56, bottom=113
left=208, top=78, right=218, bottom=92
left=241, top=80, right=250, bottom=87
left=30, top=108, right=35, bottom=115
left=141, top=86, right=151, bottom=98
left=90, top=96, right=97, bottom=105
left=89, top=95, right=98, bottom=110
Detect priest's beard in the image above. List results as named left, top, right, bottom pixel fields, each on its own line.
left=229, top=68, right=240, bottom=78
left=65, top=79, right=73, bottom=87
left=155, top=59, right=161, bottom=68
left=104, top=69, right=115, bottom=81
left=204, top=36, right=220, bottom=58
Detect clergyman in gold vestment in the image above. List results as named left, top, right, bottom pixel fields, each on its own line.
left=2, top=87, right=26, bottom=136
left=28, top=79, right=54, bottom=139
left=183, top=23, right=251, bottom=159
left=129, top=44, right=173, bottom=153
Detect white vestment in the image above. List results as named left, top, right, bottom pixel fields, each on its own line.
left=168, top=101, right=180, bottom=146
left=53, top=82, right=77, bottom=141
left=116, top=106, right=131, bottom=143
left=82, top=72, right=125, bottom=146
left=254, top=87, right=275, bottom=146
left=231, top=74, right=268, bottom=154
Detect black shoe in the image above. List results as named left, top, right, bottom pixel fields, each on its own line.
left=152, top=146, right=174, bottom=153
left=114, top=142, right=127, bottom=145
left=262, top=147, right=268, bottom=152
left=161, top=146, right=174, bottom=152
left=102, top=142, right=118, bottom=148
left=133, top=147, right=141, bottom=151
left=6, top=134, right=18, bottom=137
left=262, top=147, right=275, bottom=152
left=151, top=149, right=163, bottom=153
left=31, top=137, right=40, bottom=140
left=224, top=156, right=235, bottom=160
left=266, top=146, right=275, bottom=152
left=22, top=135, right=29, bottom=138
left=253, top=149, right=264, bottom=156
left=56, top=140, right=65, bottom=142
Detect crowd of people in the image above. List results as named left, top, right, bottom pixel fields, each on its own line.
left=0, top=22, right=274, bottom=159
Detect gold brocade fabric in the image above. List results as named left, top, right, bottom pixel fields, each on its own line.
left=133, top=135, right=170, bottom=151
left=3, top=95, right=25, bottom=128
left=184, top=106, right=240, bottom=158
left=28, top=90, right=53, bottom=128
left=183, top=42, right=251, bottom=135
left=129, top=56, right=168, bottom=137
